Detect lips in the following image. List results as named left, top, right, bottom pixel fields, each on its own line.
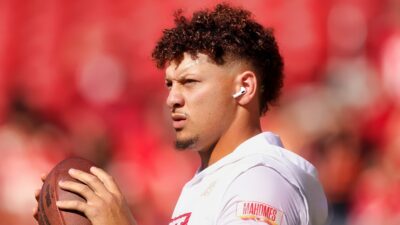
left=171, top=112, right=187, bottom=129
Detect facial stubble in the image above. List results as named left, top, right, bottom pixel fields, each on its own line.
left=175, top=134, right=199, bottom=150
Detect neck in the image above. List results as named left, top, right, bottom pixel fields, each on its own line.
left=198, top=109, right=261, bottom=170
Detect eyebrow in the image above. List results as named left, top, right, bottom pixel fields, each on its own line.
left=165, top=59, right=202, bottom=80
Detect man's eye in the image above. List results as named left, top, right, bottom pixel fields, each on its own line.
left=165, top=81, right=172, bottom=89
left=183, top=79, right=197, bottom=85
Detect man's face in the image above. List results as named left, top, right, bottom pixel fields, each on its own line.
left=165, top=53, right=236, bottom=151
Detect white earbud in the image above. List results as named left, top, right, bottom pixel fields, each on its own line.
left=232, top=87, right=247, bottom=98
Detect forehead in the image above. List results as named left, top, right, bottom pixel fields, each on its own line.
left=165, top=53, right=211, bottom=78
left=164, top=53, right=250, bottom=81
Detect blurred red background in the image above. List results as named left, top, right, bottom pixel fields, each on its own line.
left=0, top=0, right=399, bottom=224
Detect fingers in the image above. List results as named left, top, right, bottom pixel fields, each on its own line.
left=33, top=173, right=47, bottom=221
left=90, top=166, right=121, bottom=195
left=35, top=188, right=41, bottom=201
left=35, top=173, right=47, bottom=202
left=58, top=180, right=100, bottom=202
left=56, top=200, right=87, bottom=213
left=56, top=167, right=135, bottom=225
left=68, top=169, right=109, bottom=195
left=34, top=188, right=41, bottom=221
left=33, top=206, right=38, bottom=221
left=41, top=173, right=47, bottom=182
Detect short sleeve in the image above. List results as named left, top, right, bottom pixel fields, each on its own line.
left=216, top=165, right=306, bottom=225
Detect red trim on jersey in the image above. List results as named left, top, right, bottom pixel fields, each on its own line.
left=169, top=212, right=192, bottom=225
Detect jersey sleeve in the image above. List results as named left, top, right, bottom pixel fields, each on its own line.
left=216, top=165, right=306, bottom=225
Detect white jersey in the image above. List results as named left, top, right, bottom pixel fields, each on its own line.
left=169, top=132, right=328, bottom=225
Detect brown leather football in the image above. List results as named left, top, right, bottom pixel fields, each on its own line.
left=38, top=157, right=95, bottom=225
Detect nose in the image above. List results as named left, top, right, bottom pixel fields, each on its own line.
left=166, top=86, right=184, bottom=109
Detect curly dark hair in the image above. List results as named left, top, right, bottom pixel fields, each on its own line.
left=152, top=3, right=284, bottom=114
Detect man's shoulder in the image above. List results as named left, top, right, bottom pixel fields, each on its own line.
left=216, top=165, right=305, bottom=225
left=227, top=165, right=299, bottom=197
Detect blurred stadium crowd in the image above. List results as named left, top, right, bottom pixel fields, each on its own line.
left=0, top=0, right=399, bottom=225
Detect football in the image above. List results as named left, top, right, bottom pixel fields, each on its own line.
left=37, top=157, right=95, bottom=225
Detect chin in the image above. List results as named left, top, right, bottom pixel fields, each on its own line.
left=175, top=134, right=199, bottom=150
left=175, top=139, right=196, bottom=150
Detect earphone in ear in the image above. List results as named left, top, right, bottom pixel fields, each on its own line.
left=232, top=86, right=247, bottom=98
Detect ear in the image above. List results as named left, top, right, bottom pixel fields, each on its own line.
left=233, top=71, right=258, bottom=106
